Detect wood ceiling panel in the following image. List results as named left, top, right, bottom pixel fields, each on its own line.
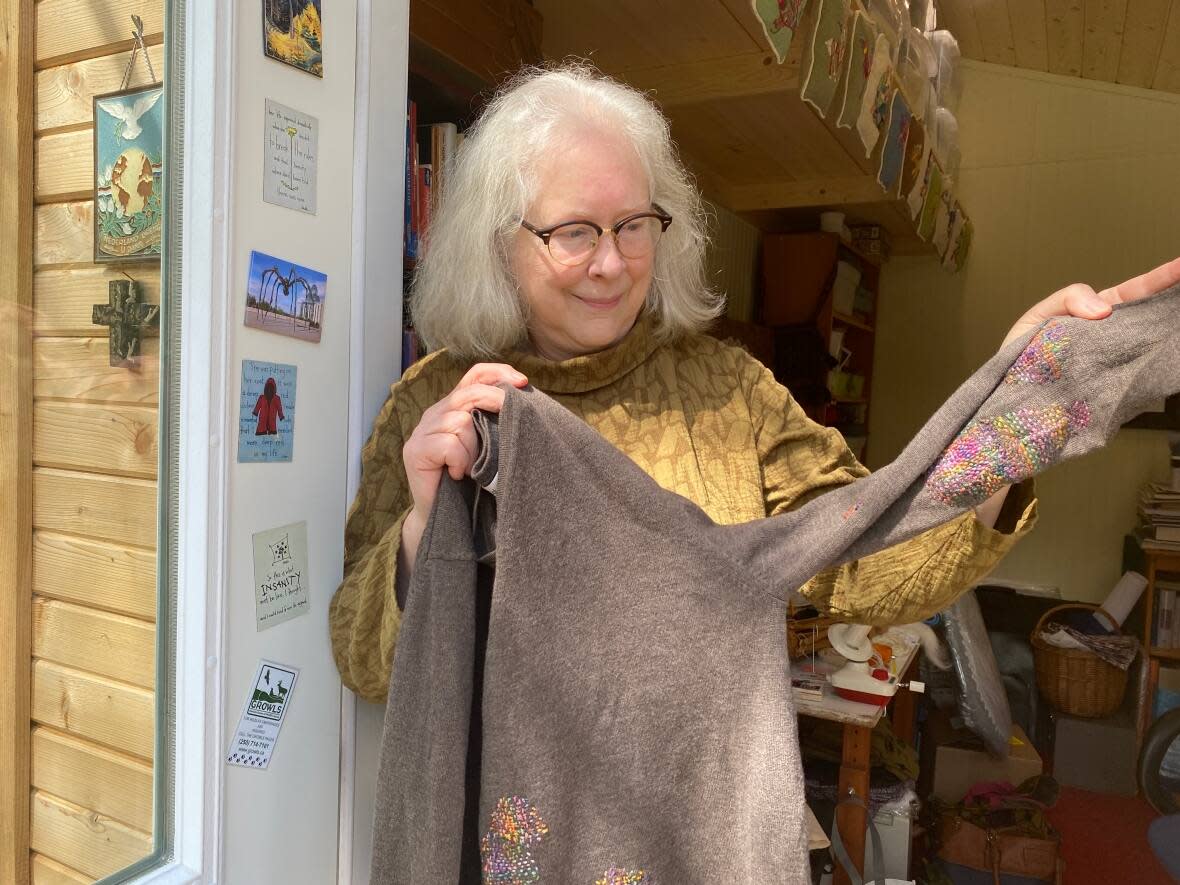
left=717, top=0, right=775, bottom=46
left=1007, top=0, right=1050, bottom=70
left=536, top=0, right=760, bottom=70
left=1118, top=0, right=1172, bottom=87
left=1083, top=0, right=1129, bottom=81
left=665, top=92, right=861, bottom=189
left=969, top=0, right=1018, bottom=65
left=1153, top=0, right=1180, bottom=90
left=937, top=0, right=985, bottom=60
left=1046, top=0, right=1087, bottom=76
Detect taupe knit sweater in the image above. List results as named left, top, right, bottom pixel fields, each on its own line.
left=372, top=285, right=1180, bottom=884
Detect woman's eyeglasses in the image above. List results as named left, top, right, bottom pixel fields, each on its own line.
left=520, top=205, right=673, bottom=267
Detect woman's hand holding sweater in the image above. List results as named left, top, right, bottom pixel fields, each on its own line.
left=399, top=363, right=528, bottom=571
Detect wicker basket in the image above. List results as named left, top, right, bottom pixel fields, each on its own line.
left=1030, top=603, right=1128, bottom=718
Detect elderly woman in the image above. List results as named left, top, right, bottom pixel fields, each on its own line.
left=329, top=61, right=1173, bottom=855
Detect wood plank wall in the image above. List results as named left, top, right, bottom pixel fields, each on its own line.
left=1, top=0, right=36, bottom=882
left=23, top=1, right=164, bottom=880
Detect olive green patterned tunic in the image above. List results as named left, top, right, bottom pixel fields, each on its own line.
left=330, top=314, right=1036, bottom=703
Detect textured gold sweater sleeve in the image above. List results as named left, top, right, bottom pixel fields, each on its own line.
left=741, top=354, right=1038, bottom=624
left=328, top=352, right=463, bottom=703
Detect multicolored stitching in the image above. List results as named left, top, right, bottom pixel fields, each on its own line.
left=481, top=796, right=549, bottom=884
left=926, top=401, right=1091, bottom=507
left=595, top=866, right=652, bottom=885
left=1004, top=321, right=1070, bottom=385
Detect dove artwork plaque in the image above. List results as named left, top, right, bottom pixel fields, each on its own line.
left=93, top=84, right=165, bottom=263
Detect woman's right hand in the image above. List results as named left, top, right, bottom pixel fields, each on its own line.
left=401, top=363, right=528, bottom=528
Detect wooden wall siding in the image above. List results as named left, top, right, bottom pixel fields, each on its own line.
left=1, top=0, right=35, bottom=878
left=33, top=599, right=155, bottom=690
left=32, top=532, right=156, bottom=622
left=34, top=203, right=93, bottom=267
left=33, top=338, right=159, bottom=404
left=30, top=854, right=90, bottom=885
left=33, top=402, right=158, bottom=480
left=36, top=45, right=166, bottom=133
left=34, top=266, right=160, bottom=337
left=31, top=728, right=153, bottom=833
left=938, top=0, right=1180, bottom=93
left=25, top=0, right=163, bottom=879
left=30, top=792, right=151, bottom=881
left=35, top=0, right=163, bottom=70
left=34, top=130, right=92, bottom=204
left=31, top=661, right=154, bottom=761
left=32, top=469, right=157, bottom=550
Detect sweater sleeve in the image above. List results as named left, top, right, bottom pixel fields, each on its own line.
left=328, top=353, right=461, bottom=703
left=741, top=353, right=1038, bottom=625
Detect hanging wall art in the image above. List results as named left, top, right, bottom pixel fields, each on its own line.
left=855, top=32, right=895, bottom=157
left=877, top=89, right=911, bottom=195
left=752, top=0, right=809, bottom=64
left=800, top=0, right=850, bottom=117
left=835, top=11, right=875, bottom=130
left=263, top=0, right=323, bottom=77
left=244, top=250, right=327, bottom=343
left=93, top=84, right=164, bottom=263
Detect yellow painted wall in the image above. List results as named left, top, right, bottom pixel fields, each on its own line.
left=870, top=59, right=1180, bottom=602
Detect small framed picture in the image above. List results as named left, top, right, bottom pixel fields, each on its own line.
left=93, top=84, right=164, bottom=263
left=263, top=0, right=323, bottom=77
left=244, top=250, right=327, bottom=343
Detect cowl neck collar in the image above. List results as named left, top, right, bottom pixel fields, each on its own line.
left=501, top=313, right=662, bottom=394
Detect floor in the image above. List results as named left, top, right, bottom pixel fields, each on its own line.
left=1046, top=786, right=1176, bottom=883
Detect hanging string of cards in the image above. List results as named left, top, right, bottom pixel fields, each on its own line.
left=752, top=0, right=972, bottom=272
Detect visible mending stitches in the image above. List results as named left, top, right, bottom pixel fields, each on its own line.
left=595, top=866, right=652, bottom=885
left=481, top=796, right=550, bottom=884
left=1004, top=321, right=1070, bottom=385
left=926, top=401, right=1092, bottom=507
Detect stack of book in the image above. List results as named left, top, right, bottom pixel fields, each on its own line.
left=1137, top=483, right=1180, bottom=552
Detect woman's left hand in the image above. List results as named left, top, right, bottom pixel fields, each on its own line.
left=1001, top=256, right=1180, bottom=349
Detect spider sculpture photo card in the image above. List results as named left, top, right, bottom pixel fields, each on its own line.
left=244, top=249, right=328, bottom=343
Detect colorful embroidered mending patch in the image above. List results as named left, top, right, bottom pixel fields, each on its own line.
left=481, top=796, right=550, bottom=884
left=925, top=401, right=1091, bottom=507
left=595, top=866, right=652, bottom=885
left=1004, top=321, right=1070, bottom=385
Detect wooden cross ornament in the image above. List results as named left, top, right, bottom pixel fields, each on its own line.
left=92, top=279, right=160, bottom=368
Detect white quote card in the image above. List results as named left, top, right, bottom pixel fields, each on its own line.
left=252, top=521, right=310, bottom=631
left=263, top=98, right=319, bottom=214
left=227, top=659, right=300, bottom=769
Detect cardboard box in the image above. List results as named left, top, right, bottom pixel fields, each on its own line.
left=924, top=713, right=1043, bottom=803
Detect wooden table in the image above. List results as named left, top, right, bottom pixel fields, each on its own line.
left=793, top=629, right=921, bottom=885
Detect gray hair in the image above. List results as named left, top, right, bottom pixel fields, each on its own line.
left=411, top=62, right=723, bottom=359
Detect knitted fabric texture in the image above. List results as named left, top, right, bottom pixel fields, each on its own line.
left=370, top=285, right=1180, bottom=884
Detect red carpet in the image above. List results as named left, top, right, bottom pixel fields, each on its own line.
left=1046, top=786, right=1175, bottom=883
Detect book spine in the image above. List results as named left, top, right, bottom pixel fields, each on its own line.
left=417, top=166, right=432, bottom=246
left=1160, top=589, right=1176, bottom=648
left=406, top=101, right=419, bottom=259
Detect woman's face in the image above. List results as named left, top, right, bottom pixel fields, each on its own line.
left=511, top=131, right=654, bottom=362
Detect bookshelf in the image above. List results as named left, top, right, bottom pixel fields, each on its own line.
left=759, top=231, right=883, bottom=463
left=400, top=0, right=542, bottom=370
left=1130, top=540, right=1180, bottom=746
